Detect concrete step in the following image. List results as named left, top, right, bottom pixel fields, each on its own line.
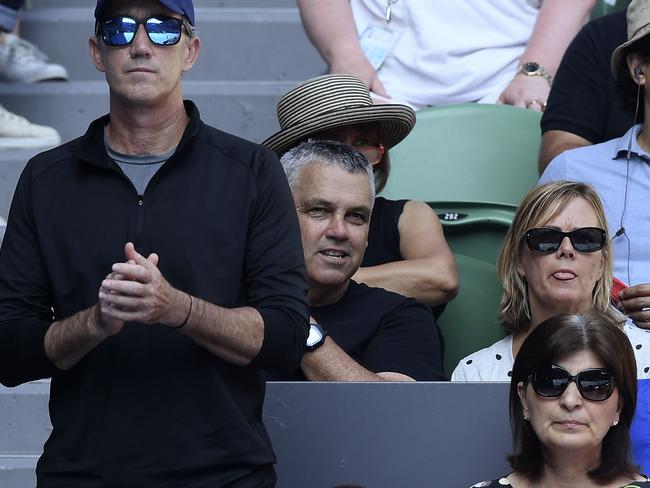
left=0, top=381, right=49, bottom=488
left=19, top=7, right=325, bottom=82
left=0, top=80, right=296, bottom=145
left=0, top=382, right=51, bottom=453
left=0, top=148, right=37, bottom=222
left=0, top=462, right=36, bottom=488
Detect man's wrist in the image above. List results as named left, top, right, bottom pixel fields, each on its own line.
left=89, top=305, right=112, bottom=340
left=159, top=287, right=190, bottom=328
left=170, top=292, right=192, bottom=329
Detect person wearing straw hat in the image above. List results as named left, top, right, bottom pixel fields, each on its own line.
left=264, top=74, right=458, bottom=319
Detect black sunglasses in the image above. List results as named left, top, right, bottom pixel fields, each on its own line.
left=525, top=227, right=606, bottom=253
left=98, top=15, right=187, bottom=47
left=530, top=364, right=616, bottom=401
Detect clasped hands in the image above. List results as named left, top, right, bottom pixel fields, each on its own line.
left=94, top=242, right=190, bottom=336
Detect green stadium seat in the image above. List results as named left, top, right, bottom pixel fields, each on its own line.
left=591, top=0, right=630, bottom=19
left=433, top=202, right=515, bottom=265
left=439, top=254, right=505, bottom=377
left=381, top=103, right=541, bottom=265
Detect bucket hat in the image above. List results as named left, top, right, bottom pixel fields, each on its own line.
left=263, top=74, right=416, bottom=155
left=611, top=0, right=650, bottom=78
left=95, top=0, right=195, bottom=25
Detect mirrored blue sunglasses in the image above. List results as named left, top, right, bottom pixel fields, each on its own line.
left=99, top=15, right=186, bottom=47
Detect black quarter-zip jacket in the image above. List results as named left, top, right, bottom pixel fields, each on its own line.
left=0, top=101, right=309, bottom=487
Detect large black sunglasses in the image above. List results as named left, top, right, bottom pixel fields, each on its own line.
left=530, top=364, right=616, bottom=401
left=525, top=227, right=606, bottom=253
left=98, top=15, right=187, bottom=47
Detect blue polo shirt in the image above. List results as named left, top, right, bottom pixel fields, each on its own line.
left=540, top=125, right=650, bottom=289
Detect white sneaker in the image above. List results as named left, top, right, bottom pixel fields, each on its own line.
left=0, top=33, right=68, bottom=83
left=0, top=104, right=60, bottom=148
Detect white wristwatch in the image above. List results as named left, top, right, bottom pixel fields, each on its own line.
left=306, top=323, right=327, bottom=352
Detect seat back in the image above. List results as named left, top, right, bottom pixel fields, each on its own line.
left=434, top=202, right=515, bottom=265
left=380, top=104, right=539, bottom=264
left=439, top=254, right=505, bottom=376
left=591, top=0, right=630, bottom=19
left=381, top=103, right=541, bottom=207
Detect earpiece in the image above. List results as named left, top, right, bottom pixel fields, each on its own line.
left=635, top=66, right=645, bottom=78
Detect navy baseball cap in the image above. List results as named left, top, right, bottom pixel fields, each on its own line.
left=95, top=0, right=195, bottom=25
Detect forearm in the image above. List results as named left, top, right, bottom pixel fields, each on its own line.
left=520, top=0, right=595, bottom=76
left=301, top=337, right=389, bottom=381
left=297, top=0, right=364, bottom=68
left=353, top=258, right=458, bottom=305
left=103, top=243, right=306, bottom=370
left=44, top=305, right=109, bottom=370
left=180, top=296, right=264, bottom=366
left=538, top=130, right=592, bottom=173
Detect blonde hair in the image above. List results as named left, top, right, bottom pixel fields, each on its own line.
left=497, top=181, right=613, bottom=334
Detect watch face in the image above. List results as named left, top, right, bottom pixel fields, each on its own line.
left=306, top=324, right=324, bottom=347
left=523, top=62, right=540, bottom=73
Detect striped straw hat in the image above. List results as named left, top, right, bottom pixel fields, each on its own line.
left=263, top=74, right=416, bottom=155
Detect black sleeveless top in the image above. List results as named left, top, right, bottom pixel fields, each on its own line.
left=364, top=197, right=446, bottom=319
left=363, top=197, right=406, bottom=267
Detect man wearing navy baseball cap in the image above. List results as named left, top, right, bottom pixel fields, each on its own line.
left=0, top=0, right=309, bottom=486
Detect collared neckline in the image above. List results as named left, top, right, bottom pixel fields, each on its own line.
left=612, top=124, right=650, bottom=163
left=70, top=100, right=203, bottom=170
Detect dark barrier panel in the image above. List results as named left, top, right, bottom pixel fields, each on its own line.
left=0, top=382, right=512, bottom=487
left=264, top=382, right=512, bottom=488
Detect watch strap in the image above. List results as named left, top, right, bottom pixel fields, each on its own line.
left=518, top=61, right=552, bottom=85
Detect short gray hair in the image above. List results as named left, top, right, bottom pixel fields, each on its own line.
left=280, top=139, right=376, bottom=201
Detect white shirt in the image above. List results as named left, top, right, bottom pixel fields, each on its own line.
left=451, top=335, right=514, bottom=382
left=351, top=0, right=541, bottom=109
left=452, top=325, right=650, bottom=381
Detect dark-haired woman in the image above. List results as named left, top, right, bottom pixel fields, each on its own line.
left=472, top=311, right=649, bottom=488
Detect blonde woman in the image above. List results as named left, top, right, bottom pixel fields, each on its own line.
left=452, top=181, right=650, bottom=381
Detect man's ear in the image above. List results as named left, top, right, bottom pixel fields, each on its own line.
left=182, top=36, right=201, bottom=73
left=89, top=36, right=106, bottom=73
left=626, top=53, right=646, bottom=86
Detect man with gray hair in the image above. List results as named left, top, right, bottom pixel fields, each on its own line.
left=275, top=140, right=444, bottom=381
